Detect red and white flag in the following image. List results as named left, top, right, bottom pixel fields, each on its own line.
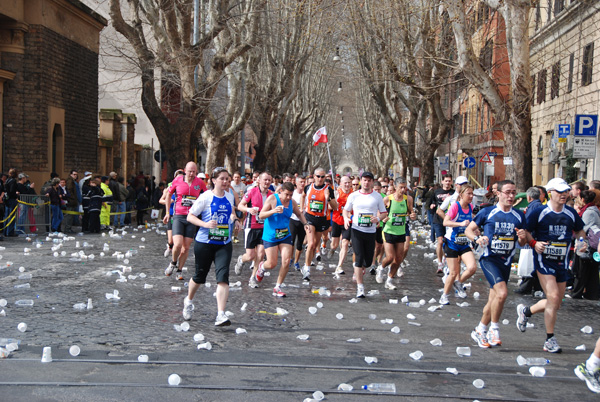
left=313, top=126, right=328, bottom=146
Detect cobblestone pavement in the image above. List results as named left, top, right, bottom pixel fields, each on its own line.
left=0, top=222, right=599, bottom=401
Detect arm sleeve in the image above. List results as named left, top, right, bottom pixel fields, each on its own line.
left=446, top=202, right=459, bottom=220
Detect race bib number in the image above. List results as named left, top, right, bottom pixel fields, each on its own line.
left=309, top=200, right=324, bottom=213
left=391, top=213, right=406, bottom=227
left=208, top=225, right=229, bottom=242
left=181, top=195, right=196, bottom=207
left=543, top=241, right=567, bottom=261
left=275, top=228, right=289, bottom=240
left=455, top=233, right=469, bottom=245
left=358, top=213, right=373, bottom=227
left=491, top=235, right=515, bottom=255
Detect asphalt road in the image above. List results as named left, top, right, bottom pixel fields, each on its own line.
left=0, top=222, right=598, bottom=401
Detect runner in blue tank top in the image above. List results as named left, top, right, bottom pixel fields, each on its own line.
left=516, top=178, right=587, bottom=354
left=255, top=182, right=309, bottom=297
left=465, top=180, right=527, bottom=348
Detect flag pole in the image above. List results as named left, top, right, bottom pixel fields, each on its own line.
left=326, top=140, right=336, bottom=187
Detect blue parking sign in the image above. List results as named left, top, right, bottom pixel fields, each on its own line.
left=574, top=115, right=598, bottom=137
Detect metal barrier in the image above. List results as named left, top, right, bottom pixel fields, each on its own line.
left=15, top=194, right=51, bottom=235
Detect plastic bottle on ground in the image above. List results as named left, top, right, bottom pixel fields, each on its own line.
left=516, top=355, right=550, bottom=366
left=362, top=383, right=396, bottom=393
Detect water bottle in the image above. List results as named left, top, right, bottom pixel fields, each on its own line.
left=15, top=300, right=34, bottom=306
left=576, top=237, right=589, bottom=257
left=211, top=212, right=218, bottom=223
left=362, top=383, right=396, bottom=393
left=407, top=302, right=421, bottom=308
left=517, top=355, right=550, bottom=366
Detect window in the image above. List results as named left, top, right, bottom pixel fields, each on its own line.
left=554, top=0, right=564, bottom=17
left=551, top=62, right=560, bottom=99
left=547, top=0, right=553, bottom=22
left=463, top=112, right=469, bottom=135
left=531, top=74, right=536, bottom=105
left=568, top=53, right=574, bottom=93
left=535, top=2, right=541, bottom=31
left=537, top=69, right=547, bottom=104
left=480, top=40, right=493, bottom=71
left=582, top=42, right=594, bottom=86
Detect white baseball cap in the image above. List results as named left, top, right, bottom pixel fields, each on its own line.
left=455, top=176, right=468, bottom=185
left=545, top=177, right=570, bottom=192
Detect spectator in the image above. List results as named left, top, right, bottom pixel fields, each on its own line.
left=64, top=170, right=80, bottom=233
left=135, top=184, right=150, bottom=226
left=45, top=177, right=63, bottom=232
left=100, top=176, right=113, bottom=229
left=125, top=179, right=136, bottom=225
left=84, top=177, right=107, bottom=233
left=4, top=169, right=18, bottom=236
left=112, top=176, right=128, bottom=228
left=572, top=190, right=600, bottom=300
left=16, top=173, right=35, bottom=234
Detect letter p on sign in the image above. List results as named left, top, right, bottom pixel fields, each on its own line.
left=575, top=114, right=598, bottom=137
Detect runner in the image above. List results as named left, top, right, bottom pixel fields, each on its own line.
left=329, top=176, right=353, bottom=275
left=465, top=180, right=527, bottom=348
left=575, top=336, right=600, bottom=393
left=343, top=172, right=387, bottom=298
left=182, top=167, right=240, bottom=326
left=159, top=169, right=184, bottom=257
left=289, top=175, right=307, bottom=271
left=431, top=174, right=454, bottom=274
left=254, top=182, right=310, bottom=296
left=302, top=168, right=338, bottom=281
left=439, top=184, right=477, bottom=305
left=379, top=177, right=416, bottom=290
left=235, top=172, right=273, bottom=288
left=369, top=180, right=386, bottom=275
left=163, top=162, right=207, bottom=281
left=516, top=178, right=586, bottom=353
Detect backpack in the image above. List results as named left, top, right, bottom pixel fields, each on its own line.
left=587, top=225, right=600, bottom=250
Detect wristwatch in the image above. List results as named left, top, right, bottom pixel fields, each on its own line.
left=473, top=236, right=481, bottom=243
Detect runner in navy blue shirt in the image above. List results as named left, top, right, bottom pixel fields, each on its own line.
left=517, top=178, right=587, bottom=353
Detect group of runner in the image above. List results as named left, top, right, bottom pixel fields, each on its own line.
left=158, top=163, right=599, bottom=394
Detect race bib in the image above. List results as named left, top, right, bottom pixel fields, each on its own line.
left=181, top=195, right=196, bottom=207
left=208, top=224, right=229, bottom=242
left=490, top=235, right=515, bottom=255
left=275, top=228, right=289, bottom=240
left=455, top=233, right=469, bottom=245
left=309, top=200, right=324, bottom=213
left=543, top=241, right=567, bottom=261
left=358, top=213, right=373, bottom=227
left=391, top=213, right=406, bottom=227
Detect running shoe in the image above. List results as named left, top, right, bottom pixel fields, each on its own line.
left=294, top=262, right=300, bottom=271
left=369, top=265, right=377, bottom=275
left=175, top=270, right=184, bottom=281
left=516, top=304, right=529, bottom=332
left=439, top=293, right=450, bottom=305
left=165, top=261, right=177, bottom=277
left=182, top=297, right=194, bottom=320
left=215, top=312, right=231, bottom=327
left=356, top=287, right=366, bottom=299
left=453, top=281, right=467, bottom=298
left=301, top=265, right=311, bottom=281
left=471, top=329, right=491, bottom=348
left=487, top=328, right=502, bottom=346
left=256, top=261, right=265, bottom=282
left=273, top=286, right=286, bottom=297
left=396, top=267, right=405, bottom=278
left=574, top=363, right=600, bottom=393
left=327, top=248, right=336, bottom=259
left=543, top=336, right=562, bottom=353
left=436, top=261, right=444, bottom=276
left=315, top=252, right=322, bottom=262
left=248, top=277, right=259, bottom=288
left=384, top=278, right=397, bottom=290
left=234, top=255, right=245, bottom=275
left=334, top=266, right=345, bottom=275
left=320, top=246, right=327, bottom=256
left=375, top=266, right=385, bottom=284
left=163, top=245, right=171, bottom=258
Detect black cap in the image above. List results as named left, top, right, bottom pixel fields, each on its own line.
left=361, top=171, right=374, bottom=179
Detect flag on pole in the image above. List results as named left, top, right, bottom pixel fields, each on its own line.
left=312, top=126, right=328, bottom=146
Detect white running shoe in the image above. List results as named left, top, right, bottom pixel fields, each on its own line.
left=182, top=297, right=194, bottom=321
left=165, top=261, right=177, bottom=277
left=356, top=286, right=365, bottom=299
left=301, top=265, right=311, bottom=281
left=375, top=266, right=385, bottom=284
left=215, top=312, right=231, bottom=327
left=327, top=248, right=336, bottom=259
left=334, top=266, right=345, bottom=275
left=234, top=255, right=244, bottom=275
left=384, top=278, right=397, bottom=290
left=453, top=281, right=467, bottom=298
left=248, top=277, right=259, bottom=288
left=164, top=245, right=171, bottom=258
left=439, top=293, right=450, bottom=305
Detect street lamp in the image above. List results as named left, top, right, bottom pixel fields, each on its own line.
left=338, top=82, right=342, bottom=92
left=333, top=47, right=341, bottom=62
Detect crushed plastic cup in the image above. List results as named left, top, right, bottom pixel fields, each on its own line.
left=408, top=322, right=421, bottom=327
left=197, top=342, right=212, bottom=350
left=336, top=313, right=344, bottom=320
left=308, top=307, right=318, bottom=315
left=400, top=338, right=410, bottom=344
left=316, top=302, right=324, bottom=308
left=193, top=333, right=205, bottom=342
left=73, top=303, right=86, bottom=310
left=473, top=292, right=480, bottom=299
left=276, top=307, right=288, bottom=316
left=0, top=299, right=6, bottom=307
left=297, top=334, right=310, bottom=341
left=17, top=322, right=27, bottom=332
left=409, top=350, right=423, bottom=360
left=338, top=383, right=353, bottom=391
left=144, top=284, right=154, bottom=289
left=472, top=379, right=484, bottom=389
left=502, top=319, right=509, bottom=325
left=168, top=373, right=181, bottom=386
left=6, top=342, right=18, bottom=352
left=529, top=367, right=546, bottom=377
left=364, top=356, right=378, bottom=364
left=456, top=346, right=471, bottom=357
left=391, top=326, right=400, bottom=334
left=419, top=299, right=426, bottom=305
left=173, top=324, right=182, bottom=332
left=406, top=313, right=416, bottom=320
left=180, top=322, right=190, bottom=332
left=368, top=314, right=377, bottom=320
left=347, top=338, right=361, bottom=343
left=312, top=391, right=325, bottom=401
left=235, top=328, right=247, bottom=335
left=241, top=303, right=248, bottom=311
left=576, top=344, right=587, bottom=351
left=446, top=367, right=458, bottom=375
left=138, top=354, right=149, bottom=363
left=69, top=345, right=81, bottom=357
left=41, top=346, right=52, bottom=363
left=171, top=286, right=181, bottom=293
left=389, top=299, right=398, bottom=304
left=427, top=305, right=441, bottom=312
left=581, top=325, right=593, bottom=334
left=430, top=338, right=442, bottom=346
left=349, top=298, right=358, bottom=303
left=428, top=298, right=437, bottom=304
left=401, top=296, right=409, bottom=303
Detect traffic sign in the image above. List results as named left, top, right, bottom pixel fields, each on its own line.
left=463, top=156, right=476, bottom=169
left=574, top=115, right=598, bottom=137
left=480, top=152, right=492, bottom=164
left=557, top=124, right=570, bottom=143
left=488, top=152, right=497, bottom=157
left=574, top=115, right=598, bottom=158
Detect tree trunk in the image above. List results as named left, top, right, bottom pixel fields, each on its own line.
left=205, top=136, right=228, bottom=175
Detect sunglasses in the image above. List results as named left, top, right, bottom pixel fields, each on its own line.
left=382, top=185, right=388, bottom=188
left=352, top=184, right=360, bottom=186
left=315, top=175, right=325, bottom=178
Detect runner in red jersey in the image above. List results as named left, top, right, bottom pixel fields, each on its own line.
left=329, top=176, right=353, bottom=275
left=163, top=161, right=207, bottom=280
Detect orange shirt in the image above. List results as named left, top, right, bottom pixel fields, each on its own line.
left=332, top=188, right=352, bottom=225
left=305, top=184, right=329, bottom=217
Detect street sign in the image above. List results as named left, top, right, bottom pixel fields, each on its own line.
left=488, top=152, right=497, bottom=157
left=557, top=124, right=570, bottom=143
left=573, top=114, right=598, bottom=159
left=480, top=153, right=492, bottom=164
left=438, top=156, right=449, bottom=170
left=463, top=156, right=476, bottom=169
left=503, top=157, right=513, bottom=165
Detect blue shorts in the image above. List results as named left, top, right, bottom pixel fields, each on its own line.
left=480, top=257, right=511, bottom=288
left=535, top=264, right=570, bottom=283
left=432, top=222, right=445, bottom=239
left=263, top=236, right=293, bottom=249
